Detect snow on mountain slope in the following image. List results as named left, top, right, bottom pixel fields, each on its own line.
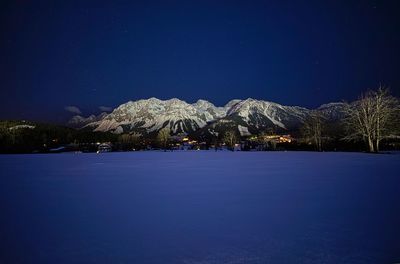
left=224, top=99, right=242, bottom=109
left=318, top=102, right=346, bottom=121
left=191, top=99, right=226, bottom=120
left=226, top=98, right=310, bottom=129
left=238, top=125, right=251, bottom=136
left=68, top=112, right=108, bottom=128
left=83, top=98, right=225, bottom=134
left=192, top=98, right=311, bottom=138
left=69, top=97, right=342, bottom=136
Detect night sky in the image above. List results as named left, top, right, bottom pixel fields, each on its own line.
left=1, top=0, right=399, bottom=123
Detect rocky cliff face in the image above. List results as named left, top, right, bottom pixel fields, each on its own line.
left=69, top=97, right=344, bottom=136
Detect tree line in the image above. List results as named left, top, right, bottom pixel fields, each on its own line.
left=1, top=86, right=399, bottom=153
left=301, top=86, right=399, bottom=152
left=0, top=121, right=117, bottom=153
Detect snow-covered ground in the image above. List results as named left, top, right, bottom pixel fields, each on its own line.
left=0, top=152, right=399, bottom=264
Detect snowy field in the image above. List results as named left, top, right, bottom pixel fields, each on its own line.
left=0, top=151, right=399, bottom=264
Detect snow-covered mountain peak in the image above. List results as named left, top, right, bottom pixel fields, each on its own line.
left=225, top=98, right=309, bottom=129
left=67, top=112, right=108, bottom=128
left=193, top=99, right=215, bottom=108
left=68, top=97, right=344, bottom=136
left=318, top=102, right=345, bottom=109
left=80, top=98, right=228, bottom=135
left=317, top=102, right=346, bottom=120
left=224, top=99, right=242, bottom=109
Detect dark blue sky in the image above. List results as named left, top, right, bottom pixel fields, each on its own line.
left=1, top=0, right=399, bottom=123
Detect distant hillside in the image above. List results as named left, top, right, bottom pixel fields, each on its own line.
left=0, top=120, right=116, bottom=153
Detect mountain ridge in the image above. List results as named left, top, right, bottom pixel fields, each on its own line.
left=68, top=98, right=345, bottom=137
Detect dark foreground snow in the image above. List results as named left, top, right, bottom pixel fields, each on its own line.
left=0, top=151, right=399, bottom=264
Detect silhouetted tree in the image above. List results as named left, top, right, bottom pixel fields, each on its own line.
left=157, top=127, right=171, bottom=151
left=223, top=130, right=238, bottom=151
left=343, top=86, right=399, bottom=152
left=118, top=133, right=141, bottom=150
left=302, top=110, right=325, bottom=151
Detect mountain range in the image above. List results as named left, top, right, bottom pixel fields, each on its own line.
left=68, top=98, right=346, bottom=137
